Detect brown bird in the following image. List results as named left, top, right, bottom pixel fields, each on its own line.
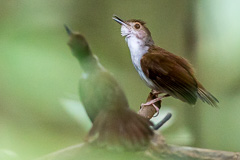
left=65, top=25, right=153, bottom=149
left=113, top=16, right=219, bottom=111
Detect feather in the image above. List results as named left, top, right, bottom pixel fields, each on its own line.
left=141, top=46, right=198, bottom=104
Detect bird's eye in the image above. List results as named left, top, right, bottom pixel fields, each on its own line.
left=134, top=23, right=140, bottom=29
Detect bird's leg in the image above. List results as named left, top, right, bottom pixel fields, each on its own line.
left=141, top=94, right=170, bottom=107
left=142, top=94, right=169, bottom=117
left=147, top=90, right=162, bottom=117
left=139, top=91, right=164, bottom=118
left=150, top=90, right=163, bottom=110
left=152, top=103, right=160, bottom=117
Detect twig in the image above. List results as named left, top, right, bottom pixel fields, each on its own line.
left=153, top=113, right=172, bottom=130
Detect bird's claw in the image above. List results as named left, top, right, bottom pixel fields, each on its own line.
left=140, top=103, right=160, bottom=117
left=152, top=104, right=160, bottom=117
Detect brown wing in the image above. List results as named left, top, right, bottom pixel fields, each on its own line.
left=141, top=47, right=198, bottom=104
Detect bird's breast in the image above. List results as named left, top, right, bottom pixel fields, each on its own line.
left=127, top=37, right=157, bottom=89
left=130, top=51, right=157, bottom=90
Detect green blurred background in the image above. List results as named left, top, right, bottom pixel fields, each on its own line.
left=1, top=0, right=240, bottom=159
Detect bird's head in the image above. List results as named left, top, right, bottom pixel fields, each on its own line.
left=112, top=15, right=154, bottom=46
left=65, top=25, right=91, bottom=59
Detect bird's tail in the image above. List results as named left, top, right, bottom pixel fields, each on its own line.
left=197, top=87, right=219, bottom=107
left=85, top=107, right=154, bottom=150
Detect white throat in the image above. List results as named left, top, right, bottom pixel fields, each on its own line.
left=127, top=36, right=149, bottom=69
left=126, top=36, right=156, bottom=89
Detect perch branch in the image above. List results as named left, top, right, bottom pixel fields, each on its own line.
left=37, top=140, right=240, bottom=160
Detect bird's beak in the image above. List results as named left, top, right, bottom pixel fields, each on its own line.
left=112, top=15, right=128, bottom=27
left=64, top=24, right=73, bottom=36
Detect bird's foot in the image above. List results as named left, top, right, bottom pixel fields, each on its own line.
left=140, top=102, right=160, bottom=117
left=140, top=94, right=170, bottom=114
left=142, top=96, right=162, bottom=106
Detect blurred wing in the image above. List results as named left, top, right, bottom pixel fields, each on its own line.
left=86, top=108, right=154, bottom=149
left=141, top=47, right=198, bottom=104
